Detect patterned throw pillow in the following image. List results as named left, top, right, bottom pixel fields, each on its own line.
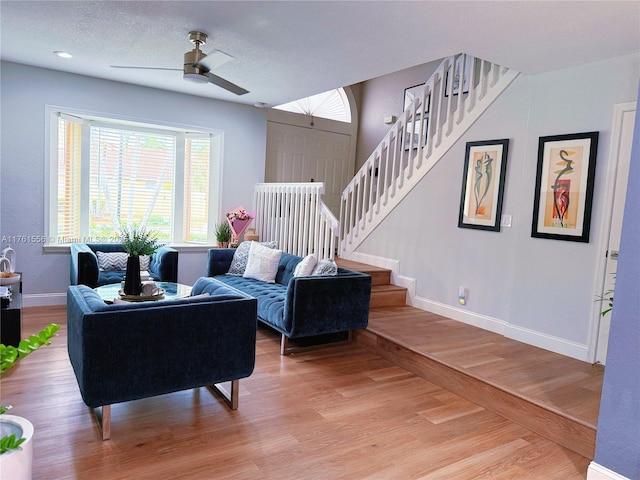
left=227, top=241, right=278, bottom=276
left=96, top=251, right=128, bottom=271
left=311, top=258, right=338, bottom=276
left=293, top=254, right=317, bottom=277
left=96, top=252, right=151, bottom=271
left=139, top=255, right=151, bottom=271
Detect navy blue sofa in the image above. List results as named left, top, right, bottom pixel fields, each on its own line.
left=70, top=243, right=179, bottom=287
left=67, top=277, right=257, bottom=440
left=206, top=248, right=372, bottom=355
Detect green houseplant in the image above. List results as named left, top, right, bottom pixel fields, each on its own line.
left=119, top=224, right=159, bottom=295
left=214, top=222, right=232, bottom=247
left=1, top=323, right=60, bottom=478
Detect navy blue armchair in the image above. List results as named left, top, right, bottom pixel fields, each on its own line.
left=67, top=277, right=257, bottom=439
left=70, top=243, right=178, bottom=287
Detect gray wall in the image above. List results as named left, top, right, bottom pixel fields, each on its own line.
left=0, top=62, right=267, bottom=300
left=355, top=60, right=440, bottom=170
left=594, top=82, right=640, bottom=479
left=356, top=53, right=639, bottom=359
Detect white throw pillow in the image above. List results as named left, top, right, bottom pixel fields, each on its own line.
left=243, top=242, right=283, bottom=283
left=228, top=240, right=278, bottom=276
left=293, top=254, right=317, bottom=277
left=312, top=258, right=338, bottom=276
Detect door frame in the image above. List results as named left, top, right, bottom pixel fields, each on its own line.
left=587, top=101, right=637, bottom=364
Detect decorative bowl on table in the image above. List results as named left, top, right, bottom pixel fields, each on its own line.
left=0, top=272, right=20, bottom=286
left=118, top=288, right=165, bottom=302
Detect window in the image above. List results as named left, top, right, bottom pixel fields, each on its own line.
left=48, top=110, right=220, bottom=245
left=273, top=88, right=351, bottom=123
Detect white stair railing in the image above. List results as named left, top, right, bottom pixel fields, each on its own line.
left=254, top=182, right=338, bottom=259
left=339, top=53, right=519, bottom=257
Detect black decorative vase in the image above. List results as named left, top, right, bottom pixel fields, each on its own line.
left=123, top=255, right=142, bottom=295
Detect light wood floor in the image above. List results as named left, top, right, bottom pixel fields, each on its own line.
left=2, top=306, right=591, bottom=479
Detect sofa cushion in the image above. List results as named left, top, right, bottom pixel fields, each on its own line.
left=293, top=254, right=317, bottom=277
left=213, top=275, right=290, bottom=332
left=243, top=242, right=282, bottom=283
left=227, top=241, right=278, bottom=276
left=275, top=252, right=303, bottom=286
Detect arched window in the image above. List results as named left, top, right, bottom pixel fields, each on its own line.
left=273, top=88, right=351, bottom=123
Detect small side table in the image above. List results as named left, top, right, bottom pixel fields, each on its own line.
left=1, top=272, right=23, bottom=347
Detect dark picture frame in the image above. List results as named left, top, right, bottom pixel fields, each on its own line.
left=403, top=114, right=428, bottom=150
left=445, top=55, right=473, bottom=97
left=531, top=131, right=599, bottom=242
left=458, top=139, right=509, bottom=231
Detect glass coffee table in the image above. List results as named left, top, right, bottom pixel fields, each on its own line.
left=95, top=282, right=192, bottom=304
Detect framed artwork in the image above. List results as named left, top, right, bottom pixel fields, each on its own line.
left=458, top=139, right=509, bottom=231
left=531, top=131, right=599, bottom=242
left=404, top=114, right=428, bottom=150
left=445, top=55, right=473, bottom=97
left=403, top=83, right=425, bottom=111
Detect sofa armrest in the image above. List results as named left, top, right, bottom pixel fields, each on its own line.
left=206, top=248, right=235, bottom=276
left=70, top=244, right=100, bottom=287
left=149, top=246, right=178, bottom=282
left=285, top=271, right=372, bottom=338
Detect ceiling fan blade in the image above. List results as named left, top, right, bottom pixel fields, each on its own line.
left=207, top=72, right=249, bottom=95
left=198, top=49, right=234, bottom=70
left=111, top=65, right=182, bottom=71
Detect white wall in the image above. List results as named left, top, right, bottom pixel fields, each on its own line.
left=357, top=53, right=640, bottom=360
left=0, top=62, right=267, bottom=303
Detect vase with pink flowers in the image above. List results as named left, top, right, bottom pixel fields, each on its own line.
left=225, top=206, right=255, bottom=246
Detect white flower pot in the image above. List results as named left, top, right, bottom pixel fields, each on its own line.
left=0, top=415, right=34, bottom=480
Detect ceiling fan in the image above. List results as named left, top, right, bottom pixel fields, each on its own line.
left=111, top=31, right=249, bottom=95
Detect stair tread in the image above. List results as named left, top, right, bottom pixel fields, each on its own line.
left=372, top=284, right=407, bottom=293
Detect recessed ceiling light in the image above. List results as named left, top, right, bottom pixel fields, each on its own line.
left=54, top=51, right=74, bottom=59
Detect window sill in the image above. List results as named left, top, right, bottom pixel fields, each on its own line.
left=43, top=244, right=216, bottom=254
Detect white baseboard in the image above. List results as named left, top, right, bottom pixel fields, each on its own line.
left=587, top=462, right=630, bottom=480
left=23, top=293, right=66, bottom=308
left=412, top=296, right=507, bottom=335
left=504, top=323, right=588, bottom=361
left=350, top=251, right=589, bottom=361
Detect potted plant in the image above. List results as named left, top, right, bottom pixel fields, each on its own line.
left=120, top=224, right=159, bottom=296
left=1, top=323, right=60, bottom=479
left=214, top=222, right=232, bottom=248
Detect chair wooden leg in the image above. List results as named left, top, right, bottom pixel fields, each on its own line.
left=281, top=334, right=289, bottom=355
left=92, top=404, right=111, bottom=440
left=207, top=379, right=239, bottom=410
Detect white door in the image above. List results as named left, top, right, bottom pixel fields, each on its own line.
left=595, top=102, right=636, bottom=365
left=266, top=122, right=352, bottom=216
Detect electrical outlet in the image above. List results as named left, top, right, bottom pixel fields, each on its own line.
left=458, top=286, right=467, bottom=305
left=500, top=214, right=512, bottom=227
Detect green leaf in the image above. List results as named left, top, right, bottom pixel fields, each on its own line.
left=0, top=433, right=26, bottom=454
left=0, top=323, right=60, bottom=376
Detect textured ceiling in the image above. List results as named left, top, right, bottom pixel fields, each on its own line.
left=1, top=1, right=639, bottom=107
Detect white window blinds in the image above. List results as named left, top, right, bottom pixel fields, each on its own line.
left=89, top=125, right=176, bottom=242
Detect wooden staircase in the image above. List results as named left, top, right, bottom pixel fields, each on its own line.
left=336, top=258, right=602, bottom=460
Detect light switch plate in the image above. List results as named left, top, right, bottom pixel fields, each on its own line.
left=500, top=214, right=512, bottom=227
